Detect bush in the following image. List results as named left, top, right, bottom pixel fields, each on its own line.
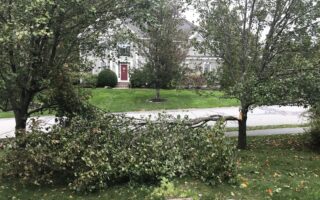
left=97, top=69, right=118, bottom=88
left=129, top=68, right=152, bottom=88
left=4, top=114, right=237, bottom=192
left=204, top=70, right=218, bottom=88
left=80, top=73, right=98, bottom=88
left=130, top=63, right=179, bottom=89
left=182, top=74, right=207, bottom=89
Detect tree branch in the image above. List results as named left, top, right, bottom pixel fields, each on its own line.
left=27, top=104, right=58, bottom=116
left=130, top=114, right=239, bottom=128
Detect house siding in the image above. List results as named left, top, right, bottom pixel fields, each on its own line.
left=86, top=20, right=218, bottom=84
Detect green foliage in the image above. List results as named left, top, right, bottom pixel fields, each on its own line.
left=148, top=177, right=197, bottom=200
left=1, top=135, right=320, bottom=199
left=97, top=69, right=118, bottom=88
left=180, top=68, right=206, bottom=89
left=80, top=74, right=98, bottom=88
left=150, top=178, right=178, bottom=199
left=197, top=0, right=319, bottom=104
left=203, top=70, right=218, bottom=88
left=180, top=66, right=217, bottom=89
left=0, top=0, right=149, bottom=133
left=196, top=0, right=320, bottom=148
left=130, top=63, right=179, bottom=89
left=4, top=114, right=236, bottom=192
left=129, top=68, right=152, bottom=88
left=135, top=0, right=187, bottom=96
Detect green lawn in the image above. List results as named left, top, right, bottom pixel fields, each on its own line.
left=0, top=89, right=238, bottom=118
left=0, top=135, right=319, bottom=199
left=89, top=88, right=239, bottom=112
left=0, top=111, right=14, bottom=118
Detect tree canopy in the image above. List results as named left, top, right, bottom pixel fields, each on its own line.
left=0, top=0, right=148, bottom=136
left=196, top=0, right=320, bottom=148
left=136, top=0, right=188, bottom=100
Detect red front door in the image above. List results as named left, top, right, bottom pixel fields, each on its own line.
left=120, top=64, right=128, bottom=81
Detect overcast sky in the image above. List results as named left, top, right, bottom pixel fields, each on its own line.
left=182, top=5, right=200, bottom=24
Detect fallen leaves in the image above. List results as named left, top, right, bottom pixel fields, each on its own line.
left=239, top=177, right=249, bottom=189
left=266, top=188, right=273, bottom=196
left=264, top=159, right=270, bottom=167
left=240, top=182, right=248, bottom=189
left=295, top=181, right=309, bottom=192
left=273, top=172, right=281, bottom=178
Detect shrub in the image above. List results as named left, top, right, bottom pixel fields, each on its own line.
left=97, top=69, right=117, bottom=88
left=129, top=68, right=152, bottom=88
left=80, top=73, right=98, bottom=88
left=204, top=70, right=218, bottom=88
left=179, top=67, right=208, bottom=89
left=130, top=63, right=179, bottom=89
left=183, top=74, right=207, bottom=89
left=4, top=114, right=237, bottom=192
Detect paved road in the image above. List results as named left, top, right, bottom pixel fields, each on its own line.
left=123, top=106, right=308, bottom=127
left=0, top=116, right=56, bottom=139
left=0, top=106, right=309, bottom=139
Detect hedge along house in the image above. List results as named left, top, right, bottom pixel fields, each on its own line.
left=84, top=19, right=218, bottom=88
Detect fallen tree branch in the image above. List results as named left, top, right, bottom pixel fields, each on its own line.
left=187, top=115, right=239, bottom=125
left=125, top=114, right=239, bottom=128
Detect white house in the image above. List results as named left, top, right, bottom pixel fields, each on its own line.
left=85, top=19, right=219, bottom=88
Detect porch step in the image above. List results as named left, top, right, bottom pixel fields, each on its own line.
left=116, top=82, right=129, bottom=88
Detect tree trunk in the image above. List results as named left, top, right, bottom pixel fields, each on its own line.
left=155, top=78, right=161, bottom=100
left=238, top=107, right=248, bottom=149
left=14, top=109, right=28, bottom=138
left=155, top=88, right=160, bottom=100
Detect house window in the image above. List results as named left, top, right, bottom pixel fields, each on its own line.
left=118, top=44, right=131, bottom=57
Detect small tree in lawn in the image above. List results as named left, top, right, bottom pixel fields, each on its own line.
left=138, top=0, right=188, bottom=101
left=0, top=0, right=147, bottom=137
left=196, top=0, right=319, bottom=148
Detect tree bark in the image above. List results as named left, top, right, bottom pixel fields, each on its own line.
left=155, top=76, right=161, bottom=100
left=155, top=88, right=160, bottom=100
left=14, top=109, right=28, bottom=138
left=238, top=107, right=248, bottom=149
